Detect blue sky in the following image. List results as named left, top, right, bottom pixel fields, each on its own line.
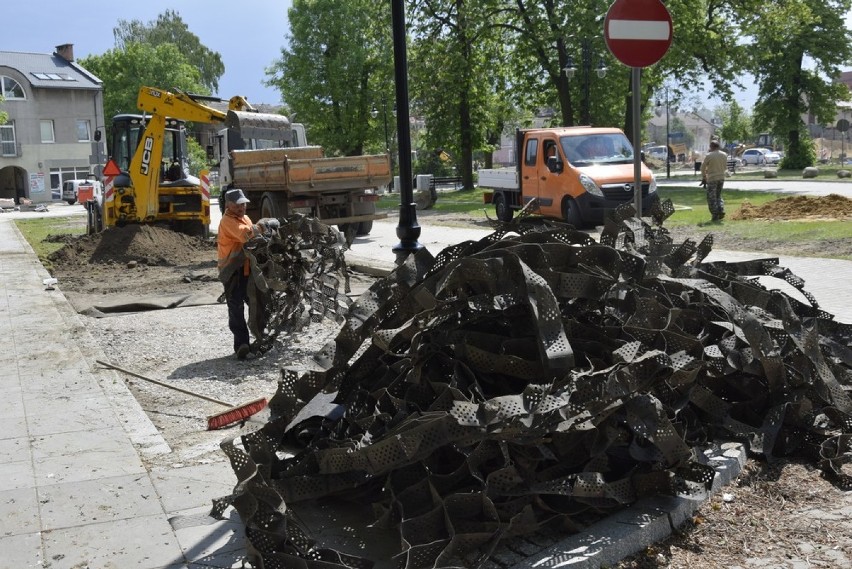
left=3, top=0, right=292, bottom=105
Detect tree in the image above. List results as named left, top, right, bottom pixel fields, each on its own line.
left=186, top=138, right=211, bottom=176
left=744, top=0, right=852, bottom=168
left=0, top=95, right=7, bottom=125
left=501, top=1, right=750, bottom=139
left=408, top=0, right=512, bottom=189
left=79, top=43, right=207, bottom=123
left=716, top=101, right=752, bottom=145
left=266, top=0, right=390, bottom=157
left=113, top=10, right=225, bottom=94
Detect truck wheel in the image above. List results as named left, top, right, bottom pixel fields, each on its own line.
left=338, top=223, right=357, bottom=246
left=356, top=220, right=373, bottom=236
left=260, top=192, right=285, bottom=219
left=494, top=194, right=513, bottom=222
left=66, top=199, right=76, bottom=206
left=562, top=197, right=583, bottom=228
left=85, top=203, right=103, bottom=234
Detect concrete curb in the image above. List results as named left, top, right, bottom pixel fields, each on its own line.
left=507, top=443, right=747, bottom=569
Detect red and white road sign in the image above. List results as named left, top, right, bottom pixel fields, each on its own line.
left=605, top=0, right=673, bottom=68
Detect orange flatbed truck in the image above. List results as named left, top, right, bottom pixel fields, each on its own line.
left=480, top=127, right=659, bottom=228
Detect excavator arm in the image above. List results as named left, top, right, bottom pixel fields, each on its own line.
left=119, top=86, right=292, bottom=225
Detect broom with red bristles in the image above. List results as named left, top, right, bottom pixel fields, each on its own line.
left=96, top=360, right=268, bottom=430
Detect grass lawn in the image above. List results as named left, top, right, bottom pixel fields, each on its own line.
left=378, top=186, right=849, bottom=255
left=15, top=216, right=87, bottom=273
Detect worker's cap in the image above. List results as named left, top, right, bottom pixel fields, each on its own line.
left=224, top=188, right=250, bottom=205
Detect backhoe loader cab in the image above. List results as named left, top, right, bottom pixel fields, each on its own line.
left=96, top=112, right=208, bottom=236
left=111, top=114, right=192, bottom=184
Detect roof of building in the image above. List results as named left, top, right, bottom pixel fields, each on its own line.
left=0, top=50, right=101, bottom=90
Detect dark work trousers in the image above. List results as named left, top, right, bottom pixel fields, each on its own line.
left=225, top=272, right=251, bottom=352
left=706, top=180, right=725, bottom=219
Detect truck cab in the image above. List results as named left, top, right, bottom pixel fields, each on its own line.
left=484, top=127, right=658, bottom=227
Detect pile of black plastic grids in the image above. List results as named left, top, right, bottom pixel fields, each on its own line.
left=215, top=201, right=852, bottom=569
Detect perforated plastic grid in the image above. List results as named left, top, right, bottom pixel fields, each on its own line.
left=216, top=204, right=852, bottom=569
left=242, top=214, right=351, bottom=355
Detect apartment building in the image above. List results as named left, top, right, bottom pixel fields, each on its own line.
left=0, top=44, right=104, bottom=203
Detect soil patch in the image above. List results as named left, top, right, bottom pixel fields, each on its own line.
left=47, top=224, right=219, bottom=302
left=48, top=224, right=215, bottom=267
left=731, top=193, right=852, bottom=220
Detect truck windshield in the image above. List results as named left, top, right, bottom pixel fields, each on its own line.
left=561, top=133, right=634, bottom=166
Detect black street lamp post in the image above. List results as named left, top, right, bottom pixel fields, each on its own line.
left=563, top=38, right=607, bottom=125
left=390, top=0, right=422, bottom=261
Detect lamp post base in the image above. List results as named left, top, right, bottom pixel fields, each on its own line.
left=392, top=202, right=423, bottom=264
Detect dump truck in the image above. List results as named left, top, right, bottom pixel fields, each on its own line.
left=480, top=127, right=658, bottom=228
left=214, top=116, right=390, bottom=240
left=87, top=87, right=389, bottom=239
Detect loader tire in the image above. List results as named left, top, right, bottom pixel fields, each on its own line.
left=356, top=220, right=373, bottom=236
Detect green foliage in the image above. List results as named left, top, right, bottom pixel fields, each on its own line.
left=271, top=0, right=852, bottom=194
left=0, top=94, right=7, bottom=125
left=744, top=0, right=852, bottom=169
left=185, top=137, right=211, bottom=176
left=80, top=43, right=207, bottom=122
left=113, top=10, right=224, bottom=93
left=412, top=150, right=456, bottom=178
left=408, top=0, right=512, bottom=189
left=716, top=101, right=752, bottom=145
left=781, top=130, right=817, bottom=169
left=266, top=0, right=390, bottom=156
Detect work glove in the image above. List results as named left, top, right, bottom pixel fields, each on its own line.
left=257, top=218, right=281, bottom=232
left=699, top=179, right=707, bottom=187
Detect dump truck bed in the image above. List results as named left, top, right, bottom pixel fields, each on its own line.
left=230, top=148, right=392, bottom=194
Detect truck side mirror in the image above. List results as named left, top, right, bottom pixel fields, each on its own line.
left=547, top=155, right=563, bottom=173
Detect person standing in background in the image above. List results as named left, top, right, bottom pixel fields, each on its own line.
left=700, top=140, right=728, bottom=222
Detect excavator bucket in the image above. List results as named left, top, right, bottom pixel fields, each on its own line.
left=226, top=110, right=293, bottom=144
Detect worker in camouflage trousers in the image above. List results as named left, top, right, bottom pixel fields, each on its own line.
left=700, top=140, right=728, bottom=221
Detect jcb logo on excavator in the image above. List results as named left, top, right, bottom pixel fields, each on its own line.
left=140, top=136, right=154, bottom=176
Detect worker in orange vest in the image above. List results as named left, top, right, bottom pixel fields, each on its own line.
left=217, top=188, right=277, bottom=359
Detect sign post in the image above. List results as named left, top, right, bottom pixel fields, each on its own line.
left=604, top=0, right=673, bottom=220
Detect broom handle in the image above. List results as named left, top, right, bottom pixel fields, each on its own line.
left=96, top=359, right=233, bottom=408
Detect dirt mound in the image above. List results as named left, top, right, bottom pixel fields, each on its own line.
left=731, top=193, right=852, bottom=220
left=48, top=224, right=215, bottom=268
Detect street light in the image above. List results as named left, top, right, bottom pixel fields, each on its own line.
left=371, top=96, right=396, bottom=189
left=655, top=89, right=671, bottom=179
left=562, top=38, right=607, bottom=125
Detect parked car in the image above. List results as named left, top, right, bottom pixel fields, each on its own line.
left=741, top=148, right=769, bottom=165
left=61, top=179, right=102, bottom=205
left=645, top=145, right=669, bottom=161
left=763, top=150, right=782, bottom=164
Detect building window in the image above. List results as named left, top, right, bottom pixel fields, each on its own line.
left=50, top=166, right=93, bottom=191
left=76, top=119, right=91, bottom=142
left=1, top=76, right=25, bottom=99
left=0, top=124, right=16, bottom=156
left=40, top=120, right=55, bottom=143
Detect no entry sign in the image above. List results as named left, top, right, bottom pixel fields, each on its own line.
left=605, top=0, right=673, bottom=68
